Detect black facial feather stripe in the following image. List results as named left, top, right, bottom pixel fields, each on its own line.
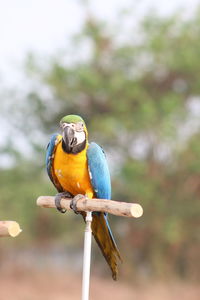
left=62, top=139, right=86, bottom=154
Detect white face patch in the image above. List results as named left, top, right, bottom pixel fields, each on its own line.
left=74, top=131, right=86, bottom=145
left=61, top=122, right=84, bottom=132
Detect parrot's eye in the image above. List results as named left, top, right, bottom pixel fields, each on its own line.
left=76, top=122, right=84, bottom=131
left=61, top=123, right=67, bottom=129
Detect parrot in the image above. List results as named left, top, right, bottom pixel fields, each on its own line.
left=46, top=114, right=122, bottom=280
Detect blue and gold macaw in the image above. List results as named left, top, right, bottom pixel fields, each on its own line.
left=46, top=114, right=122, bottom=280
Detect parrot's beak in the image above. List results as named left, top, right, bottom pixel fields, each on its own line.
left=62, top=126, right=77, bottom=153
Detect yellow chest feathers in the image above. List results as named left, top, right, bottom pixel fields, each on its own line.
left=53, top=142, right=94, bottom=198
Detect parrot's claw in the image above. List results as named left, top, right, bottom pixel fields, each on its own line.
left=55, top=192, right=73, bottom=213
left=70, top=194, right=85, bottom=214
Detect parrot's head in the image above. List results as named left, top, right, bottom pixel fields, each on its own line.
left=60, top=114, right=88, bottom=154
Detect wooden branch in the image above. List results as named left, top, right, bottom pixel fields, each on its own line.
left=37, top=196, right=143, bottom=218
left=0, top=221, right=22, bottom=237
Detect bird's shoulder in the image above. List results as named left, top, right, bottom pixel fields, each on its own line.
left=46, top=134, right=63, bottom=191
left=87, top=142, right=111, bottom=199
left=87, top=142, right=106, bottom=160
left=46, top=133, right=62, bottom=158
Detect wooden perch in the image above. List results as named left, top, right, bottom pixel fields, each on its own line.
left=0, top=221, right=22, bottom=237
left=37, top=196, right=143, bottom=218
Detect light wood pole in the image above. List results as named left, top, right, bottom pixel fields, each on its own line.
left=0, top=221, right=22, bottom=237
left=37, top=195, right=143, bottom=300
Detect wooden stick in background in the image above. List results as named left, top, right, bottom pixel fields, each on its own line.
left=0, top=221, right=22, bottom=237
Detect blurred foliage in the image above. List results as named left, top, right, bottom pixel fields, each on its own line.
left=1, top=8, right=200, bottom=280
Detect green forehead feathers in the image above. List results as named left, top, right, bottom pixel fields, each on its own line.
left=60, top=114, right=85, bottom=124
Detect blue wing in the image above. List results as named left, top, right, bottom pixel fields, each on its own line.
left=87, top=142, right=111, bottom=199
left=87, top=143, right=122, bottom=279
left=46, top=133, right=63, bottom=192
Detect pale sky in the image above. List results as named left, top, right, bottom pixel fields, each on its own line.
left=0, top=0, right=199, bottom=85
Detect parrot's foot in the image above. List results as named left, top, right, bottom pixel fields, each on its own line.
left=55, top=192, right=73, bottom=213
left=70, top=194, right=85, bottom=214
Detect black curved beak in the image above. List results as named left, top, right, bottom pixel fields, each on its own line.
left=62, top=126, right=77, bottom=153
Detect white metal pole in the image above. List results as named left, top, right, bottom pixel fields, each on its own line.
left=81, top=211, right=93, bottom=300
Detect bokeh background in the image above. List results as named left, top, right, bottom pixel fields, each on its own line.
left=1, top=0, right=200, bottom=299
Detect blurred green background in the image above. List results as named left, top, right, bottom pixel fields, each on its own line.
left=0, top=0, right=200, bottom=288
